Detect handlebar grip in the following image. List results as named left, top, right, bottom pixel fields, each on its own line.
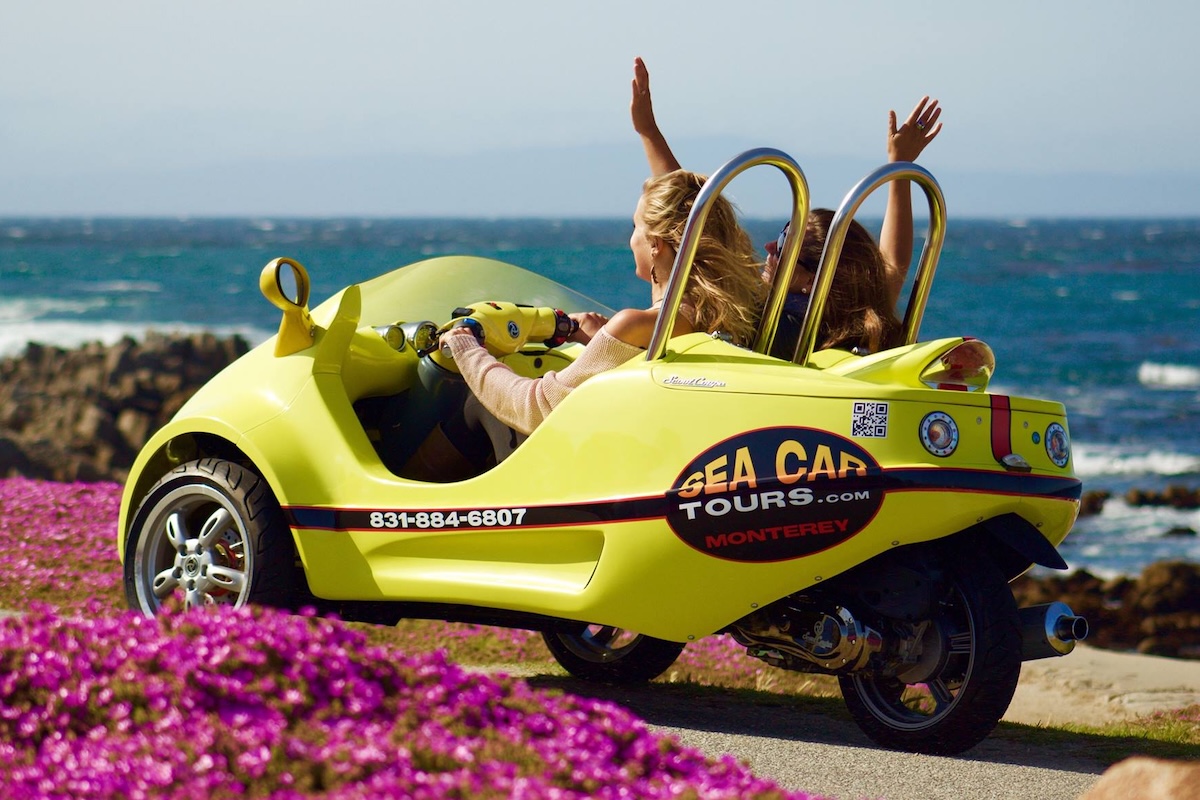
left=541, top=309, right=577, bottom=348
left=438, top=318, right=485, bottom=358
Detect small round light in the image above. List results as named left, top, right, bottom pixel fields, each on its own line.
left=920, top=412, right=959, bottom=457
left=1045, top=422, right=1070, bottom=468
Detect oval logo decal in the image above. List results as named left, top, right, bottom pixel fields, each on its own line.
left=667, top=427, right=884, bottom=562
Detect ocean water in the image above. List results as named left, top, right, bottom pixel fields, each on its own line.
left=3, top=216, right=1199, bottom=577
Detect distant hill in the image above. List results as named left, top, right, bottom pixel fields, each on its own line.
left=3, top=137, right=1198, bottom=218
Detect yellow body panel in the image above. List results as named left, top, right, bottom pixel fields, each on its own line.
left=118, top=256, right=1081, bottom=642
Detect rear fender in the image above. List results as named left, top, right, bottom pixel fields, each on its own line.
left=975, top=513, right=1069, bottom=575
left=116, top=424, right=276, bottom=562
left=814, top=516, right=1064, bottom=620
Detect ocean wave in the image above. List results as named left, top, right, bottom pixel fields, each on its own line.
left=0, top=320, right=271, bottom=358
left=1066, top=499, right=1200, bottom=577
left=0, top=296, right=108, bottom=322
left=1073, top=442, right=1200, bottom=478
left=1138, top=361, right=1200, bottom=388
left=73, top=280, right=163, bottom=294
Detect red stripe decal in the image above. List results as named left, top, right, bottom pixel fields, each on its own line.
left=990, top=394, right=1012, bottom=462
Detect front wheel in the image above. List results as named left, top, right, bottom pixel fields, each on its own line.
left=543, top=625, right=684, bottom=684
left=839, top=555, right=1022, bottom=755
left=124, top=458, right=300, bottom=615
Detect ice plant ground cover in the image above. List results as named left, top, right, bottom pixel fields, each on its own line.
left=0, top=604, right=827, bottom=799
left=0, top=478, right=124, bottom=611
left=0, top=476, right=842, bottom=696
left=0, top=477, right=830, bottom=798
left=2, top=474, right=1199, bottom=800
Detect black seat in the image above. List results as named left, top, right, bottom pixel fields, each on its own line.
left=768, top=309, right=803, bottom=361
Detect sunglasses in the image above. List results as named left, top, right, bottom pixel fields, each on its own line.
left=767, top=221, right=816, bottom=276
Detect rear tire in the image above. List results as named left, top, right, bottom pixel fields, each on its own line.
left=543, top=625, right=684, bottom=684
left=124, top=458, right=300, bottom=615
left=838, top=554, right=1022, bottom=755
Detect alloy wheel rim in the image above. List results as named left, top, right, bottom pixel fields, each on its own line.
left=852, top=585, right=976, bottom=731
left=556, top=625, right=642, bottom=663
left=133, top=484, right=252, bottom=614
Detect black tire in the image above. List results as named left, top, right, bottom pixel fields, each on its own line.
left=838, top=555, right=1022, bottom=755
left=542, top=625, right=685, bottom=684
left=124, top=458, right=300, bottom=615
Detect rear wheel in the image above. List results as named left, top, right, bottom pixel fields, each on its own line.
left=543, top=625, right=684, bottom=684
left=838, top=555, right=1022, bottom=755
left=124, top=458, right=300, bottom=615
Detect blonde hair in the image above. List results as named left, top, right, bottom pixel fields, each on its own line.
left=640, top=170, right=767, bottom=346
left=793, top=208, right=902, bottom=354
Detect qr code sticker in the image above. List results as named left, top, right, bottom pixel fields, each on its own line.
left=851, top=401, right=889, bottom=438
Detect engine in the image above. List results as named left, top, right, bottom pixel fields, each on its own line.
left=731, top=600, right=883, bottom=674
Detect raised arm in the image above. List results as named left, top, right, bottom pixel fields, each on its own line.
left=631, top=57, right=681, bottom=176
left=879, top=96, right=943, bottom=306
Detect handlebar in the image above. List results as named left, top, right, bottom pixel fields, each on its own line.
left=426, top=301, right=579, bottom=370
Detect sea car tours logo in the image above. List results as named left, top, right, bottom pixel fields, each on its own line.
left=667, top=427, right=884, bottom=562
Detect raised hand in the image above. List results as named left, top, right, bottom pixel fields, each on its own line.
left=887, top=96, right=943, bottom=163
left=631, top=56, right=681, bottom=175
left=881, top=96, right=943, bottom=297
left=631, top=56, right=657, bottom=135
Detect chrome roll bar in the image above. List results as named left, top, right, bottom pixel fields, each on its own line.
left=793, top=162, right=947, bottom=364
left=645, top=148, right=811, bottom=361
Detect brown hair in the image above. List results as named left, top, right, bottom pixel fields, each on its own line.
left=792, top=208, right=902, bottom=354
left=641, top=170, right=767, bottom=347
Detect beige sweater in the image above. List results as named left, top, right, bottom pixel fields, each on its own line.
left=445, top=328, right=643, bottom=435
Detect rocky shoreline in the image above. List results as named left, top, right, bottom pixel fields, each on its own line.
left=0, top=333, right=248, bottom=483
left=1, top=334, right=1197, bottom=659
left=1081, top=486, right=1200, bottom=528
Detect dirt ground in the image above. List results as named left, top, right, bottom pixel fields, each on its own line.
left=1004, top=643, right=1200, bottom=727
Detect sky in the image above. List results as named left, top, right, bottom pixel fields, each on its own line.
left=1, top=1, right=1198, bottom=218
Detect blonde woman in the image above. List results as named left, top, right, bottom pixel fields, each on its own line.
left=439, top=169, right=766, bottom=449
left=632, top=56, right=935, bottom=359
left=632, top=55, right=943, bottom=303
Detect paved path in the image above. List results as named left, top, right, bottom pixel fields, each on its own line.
left=518, top=643, right=1200, bottom=800
left=529, top=676, right=1108, bottom=800
left=491, top=642, right=1200, bottom=799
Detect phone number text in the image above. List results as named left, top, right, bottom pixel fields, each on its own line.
left=367, top=508, right=529, bottom=529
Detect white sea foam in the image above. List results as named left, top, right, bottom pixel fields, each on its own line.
left=0, top=320, right=271, bottom=358
left=1072, top=442, right=1200, bottom=478
left=0, top=296, right=108, bottom=322
left=1065, top=496, right=1200, bottom=577
left=75, top=280, right=163, bottom=294
left=1138, top=361, right=1200, bottom=388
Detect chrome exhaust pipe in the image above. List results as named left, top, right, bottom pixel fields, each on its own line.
left=1019, top=601, right=1089, bottom=661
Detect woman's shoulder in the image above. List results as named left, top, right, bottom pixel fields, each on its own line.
left=604, top=308, right=659, bottom=348
left=605, top=305, right=695, bottom=348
